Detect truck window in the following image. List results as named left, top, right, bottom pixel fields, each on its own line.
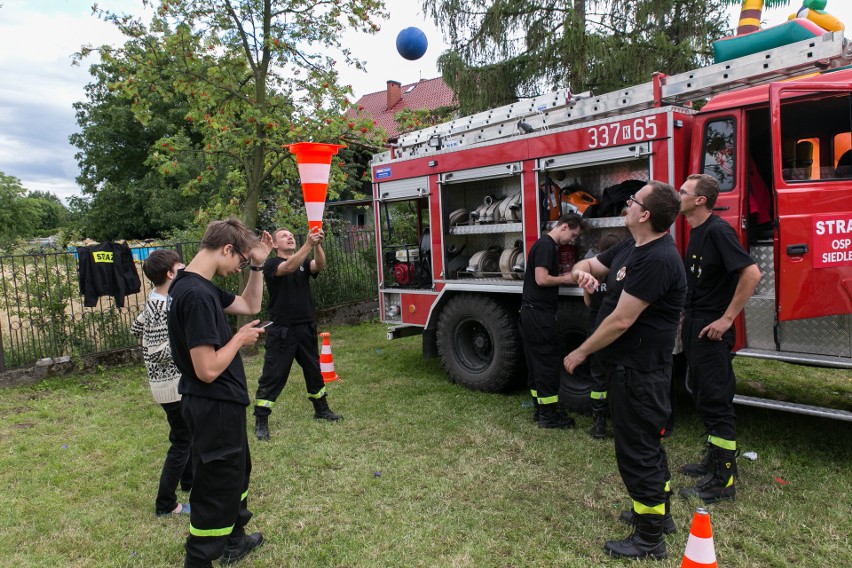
left=701, top=118, right=736, bottom=191
left=779, top=94, right=852, bottom=181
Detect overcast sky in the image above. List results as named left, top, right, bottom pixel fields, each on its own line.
left=1, top=1, right=850, bottom=203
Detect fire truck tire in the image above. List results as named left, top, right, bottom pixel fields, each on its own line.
left=557, top=300, right=593, bottom=413
left=436, top=294, right=521, bottom=392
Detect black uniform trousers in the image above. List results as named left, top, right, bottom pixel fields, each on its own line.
left=589, top=353, right=609, bottom=412
left=682, top=314, right=737, bottom=441
left=519, top=306, right=560, bottom=403
left=155, top=400, right=193, bottom=514
left=182, top=395, right=252, bottom=566
left=609, top=364, right=671, bottom=509
left=254, top=322, right=324, bottom=416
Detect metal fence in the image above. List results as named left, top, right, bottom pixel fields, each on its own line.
left=0, top=228, right=377, bottom=371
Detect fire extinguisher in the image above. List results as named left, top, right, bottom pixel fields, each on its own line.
left=558, top=244, right=576, bottom=275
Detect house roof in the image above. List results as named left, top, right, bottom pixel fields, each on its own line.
left=348, top=76, right=456, bottom=140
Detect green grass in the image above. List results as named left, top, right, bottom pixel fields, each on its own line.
left=0, top=322, right=850, bottom=567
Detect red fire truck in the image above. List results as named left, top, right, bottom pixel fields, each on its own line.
left=370, top=29, right=852, bottom=420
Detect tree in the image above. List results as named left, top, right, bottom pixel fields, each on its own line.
left=79, top=0, right=388, bottom=235
left=23, top=191, right=69, bottom=236
left=421, top=0, right=732, bottom=114
left=71, top=53, right=208, bottom=240
left=0, top=172, right=38, bottom=242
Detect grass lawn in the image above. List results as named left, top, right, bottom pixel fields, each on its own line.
left=0, top=322, right=850, bottom=567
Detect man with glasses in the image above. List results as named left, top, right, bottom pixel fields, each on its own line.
left=168, top=218, right=273, bottom=567
left=253, top=226, right=341, bottom=442
left=677, top=174, right=760, bottom=504
left=564, top=181, right=685, bottom=560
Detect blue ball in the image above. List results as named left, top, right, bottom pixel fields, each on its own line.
left=396, top=27, right=428, bottom=61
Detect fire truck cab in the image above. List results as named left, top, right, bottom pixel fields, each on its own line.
left=371, top=31, right=852, bottom=420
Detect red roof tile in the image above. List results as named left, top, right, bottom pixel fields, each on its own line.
left=348, top=76, right=456, bottom=140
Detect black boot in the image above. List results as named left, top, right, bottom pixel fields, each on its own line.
left=219, top=532, right=264, bottom=565
left=681, top=442, right=713, bottom=477
left=531, top=398, right=540, bottom=423
left=604, top=513, right=668, bottom=560
left=254, top=414, right=270, bottom=441
left=618, top=498, right=677, bottom=534
left=679, top=447, right=737, bottom=504
left=311, top=396, right=342, bottom=421
left=590, top=410, right=606, bottom=439
left=537, top=404, right=575, bottom=429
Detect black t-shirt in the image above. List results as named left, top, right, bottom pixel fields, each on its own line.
left=167, top=271, right=249, bottom=405
left=595, top=235, right=686, bottom=371
left=264, top=257, right=317, bottom=324
left=587, top=280, right=607, bottom=332
left=685, top=215, right=756, bottom=316
left=522, top=234, right=559, bottom=310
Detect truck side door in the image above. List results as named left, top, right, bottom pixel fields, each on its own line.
left=770, top=83, right=852, bottom=321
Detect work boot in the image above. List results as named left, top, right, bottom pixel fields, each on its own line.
left=618, top=509, right=677, bottom=535
left=531, top=398, right=540, bottom=423
left=311, top=396, right=342, bottom=421
left=219, top=532, right=264, bottom=565
left=679, top=448, right=737, bottom=504
left=604, top=513, right=668, bottom=560
left=254, top=414, right=269, bottom=441
left=537, top=405, right=575, bottom=429
left=590, top=410, right=607, bottom=439
left=681, top=442, right=713, bottom=477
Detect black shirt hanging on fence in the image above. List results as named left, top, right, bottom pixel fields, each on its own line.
left=76, top=241, right=141, bottom=308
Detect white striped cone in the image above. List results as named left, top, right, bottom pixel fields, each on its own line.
left=286, top=142, right=345, bottom=231
left=319, top=332, right=339, bottom=383
left=681, top=508, right=717, bottom=568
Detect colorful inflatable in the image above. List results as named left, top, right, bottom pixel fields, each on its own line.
left=788, top=0, right=844, bottom=33
left=714, top=17, right=829, bottom=63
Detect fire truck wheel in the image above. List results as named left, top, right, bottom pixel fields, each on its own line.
left=436, top=294, right=521, bottom=392
left=557, top=300, right=593, bottom=413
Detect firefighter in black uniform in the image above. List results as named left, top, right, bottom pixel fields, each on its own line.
left=520, top=212, right=584, bottom=428
left=583, top=233, right=623, bottom=439
left=565, top=181, right=685, bottom=560
left=168, top=219, right=272, bottom=568
left=677, top=174, right=761, bottom=503
left=253, top=227, right=341, bottom=441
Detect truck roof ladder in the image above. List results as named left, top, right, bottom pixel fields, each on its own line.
left=386, top=31, right=851, bottom=161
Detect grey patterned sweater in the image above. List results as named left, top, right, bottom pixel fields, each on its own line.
left=131, top=292, right=181, bottom=404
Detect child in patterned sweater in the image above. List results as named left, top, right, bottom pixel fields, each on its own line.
left=131, top=249, right=192, bottom=517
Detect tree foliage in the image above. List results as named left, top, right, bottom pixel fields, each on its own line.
left=422, top=0, right=733, bottom=114
left=0, top=173, right=69, bottom=243
left=77, top=0, right=388, bottom=236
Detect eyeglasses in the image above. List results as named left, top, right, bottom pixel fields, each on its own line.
left=628, top=194, right=647, bottom=210
left=679, top=188, right=701, bottom=197
left=231, top=245, right=250, bottom=269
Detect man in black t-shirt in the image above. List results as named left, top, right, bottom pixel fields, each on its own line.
left=677, top=174, right=761, bottom=504
left=168, top=219, right=272, bottom=568
left=565, top=181, right=685, bottom=560
left=253, top=226, right=340, bottom=441
left=520, top=212, right=584, bottom=429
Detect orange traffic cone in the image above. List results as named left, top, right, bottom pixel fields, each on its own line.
left=681, top=508, right=717, bottom=568
left=287, top=142, right=345, bottom=231
left=319, top=332, right=339, bottom=383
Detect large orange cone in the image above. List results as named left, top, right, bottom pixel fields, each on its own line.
left=681, top=508, right=717, bottom=568
left=287, top=142, right=345, bottom=231
left=319, top=332, right=339, bottom=383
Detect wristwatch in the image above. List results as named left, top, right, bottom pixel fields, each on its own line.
left=249, top=265, right=263, bottom=272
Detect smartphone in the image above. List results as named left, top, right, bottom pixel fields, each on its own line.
left=254, top=321, right=273, bottom=329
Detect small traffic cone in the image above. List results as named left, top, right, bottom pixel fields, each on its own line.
left=319, top=332, right=339, bottom=383
left=681, top=508, right=717, bottom=568
left=287, top=142, right=345, bottom=231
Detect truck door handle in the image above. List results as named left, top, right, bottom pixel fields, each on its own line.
left=786, top=244, right=808, bottom=255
